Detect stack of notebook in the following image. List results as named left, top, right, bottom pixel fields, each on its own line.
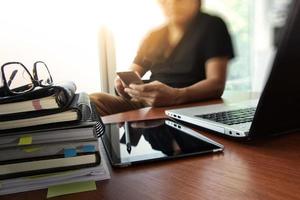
left=0, top=81, right=110, bottom=195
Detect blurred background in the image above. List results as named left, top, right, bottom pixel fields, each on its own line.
left=0, top=0, right=292, bottom=94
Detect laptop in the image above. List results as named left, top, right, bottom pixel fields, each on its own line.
left=166, top=0, right=300, bottom=139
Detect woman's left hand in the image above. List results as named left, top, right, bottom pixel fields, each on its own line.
left=124, top=81, right=181, bottom=107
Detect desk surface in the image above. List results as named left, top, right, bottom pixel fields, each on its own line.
left=2, top=93, right=300, bottom=200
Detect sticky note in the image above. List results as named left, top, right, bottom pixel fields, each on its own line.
left=47, top=181, right=96, bottom=198
left=18, top=135, right=32, bottom=145
left=82, top=145, right=95, bottom=153
left=64, top=148, right=77, bottom=157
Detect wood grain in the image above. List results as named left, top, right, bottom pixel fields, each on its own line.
left=2, top=92, right=299, bottom=200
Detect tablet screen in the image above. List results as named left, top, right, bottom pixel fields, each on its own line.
left=101, top=119, right=223, bottom=167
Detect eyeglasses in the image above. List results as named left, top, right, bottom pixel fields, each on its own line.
left=0, top=61, right=53, bottom=97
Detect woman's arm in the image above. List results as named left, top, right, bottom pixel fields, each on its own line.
left=130, top=63, right=148, bottom=78
left=175, top=57, right=228, bottom=104
left=125, top=57, right=229, bottom=107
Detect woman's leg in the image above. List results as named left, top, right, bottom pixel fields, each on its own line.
left=89, top=92, right=145, bottom=116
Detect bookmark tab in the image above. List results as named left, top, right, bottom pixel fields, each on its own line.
left=18, top=135, right=32, bottom=146
left=64, top=148, right=77, bottom=157
left=47, top=181, right=96, bottom=198
left=32, top=99, right=42, bottom=110
left=82, top=145, right=95, bottom=153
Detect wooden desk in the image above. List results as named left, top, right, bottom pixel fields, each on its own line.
left=2, top=93, right=300, bottom=200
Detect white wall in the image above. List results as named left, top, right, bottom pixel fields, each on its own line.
left=106, top=0, right=165, bottom=72
left=0, top=0, right=106, bottom=93
left=0, top=0, right=166, bottom=93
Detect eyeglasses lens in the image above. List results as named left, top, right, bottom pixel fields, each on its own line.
left=3, top=64, right=34, bottom=94
left=35, top=62, right=52, bottom=86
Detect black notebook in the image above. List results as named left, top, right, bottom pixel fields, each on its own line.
left=0, top=93, right=92, bottom=132
left=0, top=139, right=101, bottom=180
left=0, top=81, right=76, bottom=115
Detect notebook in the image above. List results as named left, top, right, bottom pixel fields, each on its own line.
left=0, top=93, right=91, bottom=131
left=0, top=126, right=97, bottom=149
left=0, top=139, right=100, bottom=180
left=0, top=141, right=110, bottom=196
left=0, top=81, right=77, bottom=115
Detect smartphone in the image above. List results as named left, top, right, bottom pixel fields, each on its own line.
left=117, top=71, right=144, bottom=86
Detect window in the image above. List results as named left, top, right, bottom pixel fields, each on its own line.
left=203, top=0, right=254, bottom=91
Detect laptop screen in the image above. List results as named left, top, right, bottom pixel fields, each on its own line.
left=250, top=0, right=300, bottom=136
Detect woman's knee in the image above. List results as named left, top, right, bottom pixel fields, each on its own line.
left=89, top=92, right=111, bottom=103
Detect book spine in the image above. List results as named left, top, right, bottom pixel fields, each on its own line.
left=0, top=152, right=101, bottom=180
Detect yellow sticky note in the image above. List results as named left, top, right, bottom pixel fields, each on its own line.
left=18, top=135, right=32, bottom=145
left=47, top=181, right=97, bottom=198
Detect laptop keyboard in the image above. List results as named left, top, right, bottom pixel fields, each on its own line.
left=195, top=107, right=256, bottom=125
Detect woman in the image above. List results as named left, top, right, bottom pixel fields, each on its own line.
left=90, top=0, right=234, bottom=116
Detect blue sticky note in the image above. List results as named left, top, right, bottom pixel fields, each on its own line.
left=82, top=145, right=95, bottom=153
left=64, top=148, right=77, bottom=157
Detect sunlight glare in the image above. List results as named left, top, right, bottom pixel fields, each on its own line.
left=99, top=0, right=165, bottom=71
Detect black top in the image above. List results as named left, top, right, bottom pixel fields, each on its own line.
left=133, top=12, right=235, bottom=88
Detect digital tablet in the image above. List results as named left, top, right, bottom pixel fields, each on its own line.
left=101, top=119, right=224, bottom=167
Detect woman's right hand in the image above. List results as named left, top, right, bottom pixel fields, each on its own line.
left=114, top=77, right=131, bottom=99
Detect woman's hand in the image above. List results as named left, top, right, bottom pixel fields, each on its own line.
left=124, top=81, right=182, bottom=107
left=114, top=77, right=131, bottom=99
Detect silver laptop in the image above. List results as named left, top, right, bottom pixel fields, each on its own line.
left=166, top=0, right=300, bottom=139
